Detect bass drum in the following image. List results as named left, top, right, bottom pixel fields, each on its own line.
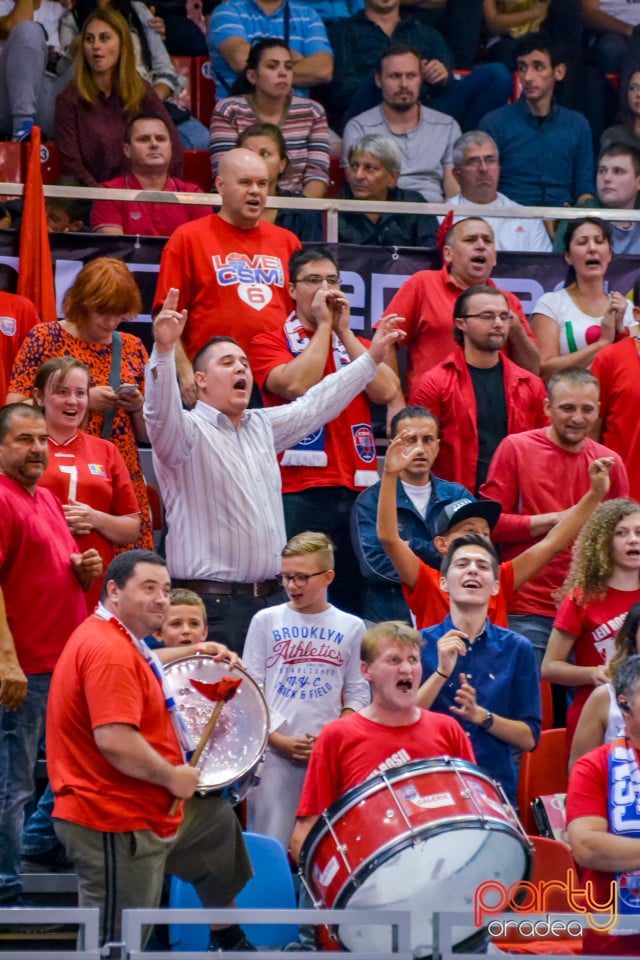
left=163, top=655, right=268, bottom=804
left=300, top=757, right=532, bottom=958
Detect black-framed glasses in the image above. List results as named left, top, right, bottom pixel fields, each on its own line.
left=461, top=311, right=511, bottom=323
left=276, top=570, right=329, bottom=587
left=292, top=275, right=340, bottom=287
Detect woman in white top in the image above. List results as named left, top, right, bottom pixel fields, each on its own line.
left=569, top=600, right=640, bottom=770
left=531, top=217, right=635, bottom=382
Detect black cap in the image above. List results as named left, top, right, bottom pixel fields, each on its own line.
left=432, top=498, right=502, bottom=537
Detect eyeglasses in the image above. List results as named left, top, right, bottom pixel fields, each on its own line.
left=276, top=570, right=329, bottom=587
left=460, top=311, right=511, bottom=323
left=292, top=275, right=341, bottom=287
left=461, top=155, right=499, bottom=168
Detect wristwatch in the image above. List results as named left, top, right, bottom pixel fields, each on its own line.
left=481, top=709, right=494, bottom=730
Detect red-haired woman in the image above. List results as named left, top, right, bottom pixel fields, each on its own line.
left=7, top=257, right=153, bottom=550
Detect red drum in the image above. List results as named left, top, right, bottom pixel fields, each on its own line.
left=300, top=757, right=532, bottom=957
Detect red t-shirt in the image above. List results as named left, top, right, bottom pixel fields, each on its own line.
left=567, top=743, right=640, bottom=956
left=40, top=432, right=140, bottom=611
left=153, top=213, right=301, bottom=358
left=403, top=558, right=516, bottom=630
left=555, top=587, right=640, bottom=745
left=248, top=322, right=378, bottom=492
left=91, top=174, right=211, bottom=236
left=0, top=291, right=39, bottom=404
left=0, top=475, right=86, bottom=673
left=297, top=709, right=475, bottom=816
left=385, top=265, right=535, bottom=394
left=591, top=340, right=640, bottom=503
left=47, top=613, right=184, bottom=835
left=480, top=429, right=629, bottom=618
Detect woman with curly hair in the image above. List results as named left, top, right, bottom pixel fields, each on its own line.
left=569, top=602, right=640, bottom=769
left=542, top=499, right=640, bottom=747
left=54, top=7, right=182, bottom=185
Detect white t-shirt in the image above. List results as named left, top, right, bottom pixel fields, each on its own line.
left=243, top=602, right=370, bottom=737
left=599, top=0, right=640, bottom=26
left=532, top=287, right=636, bottom=358
left=443, top=192, right=552, bottom=253
left=401, top=479, right=432, bottom=518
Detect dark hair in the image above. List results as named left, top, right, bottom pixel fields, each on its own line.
left=441, top=534, right=499, bottom=580
left=616, top=64, right=640, bottom=126
left=515, top=31, right=563, bottom=68
left=236, top=121, right=288, bottom=161
left=563, top=217, right=613, bottom=286
left=101, top=549, right=167, bottom=600
left=598, top=141, right=640, bottom=176
left=193, top=335, right=243, bottom=373
left=547, top=366, right=599, bottom=401
left=609, top=603, right=640, bottom=684
left=230, top=37, right=291, bottom=95
left=452, top=285, right=508, bottom=347
left=377, top=42, right=420, bottom=74
left=390, top=406, right=439, bottom=437
left=289, top=246, right=339, bottom=282
left=614, top=653, right=640, bottom=701
left=0, top=403, right=45, bottom=442
left=125, top=114, right=171, bottom=144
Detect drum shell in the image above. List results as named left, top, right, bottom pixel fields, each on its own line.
left=163, top=655, right=269, bottom=803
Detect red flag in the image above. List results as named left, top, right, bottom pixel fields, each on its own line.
left=17, top=126, right=57, bottom=323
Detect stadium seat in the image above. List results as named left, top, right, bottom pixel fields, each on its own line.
left=169, top=831, right=298, bottom=950
left=517, top=728, right=568, bottom=835
left=0, top=141, right=23, bottom=186
left=183, top=149, right=212, bottom=192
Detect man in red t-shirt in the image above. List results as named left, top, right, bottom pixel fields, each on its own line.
left=154, top=147, right=301, bottom=404
left=47, top=549, right=254, bottom=951
left=0, top=290, right=39, bottom=404
left=248, top=246, right=400, bottom=615
left=92, top=115, right=211, bottom=237
left=567, top=654, right=640, bottom=956
left=481, top=366, right=628, bottom=667
left=290, top=619, right=475, bottom=861
left=377, top=425, right=614, bottom=630
left=386, top=216, right=540, bottom=394
left=0, top=403, right=101, bottom=908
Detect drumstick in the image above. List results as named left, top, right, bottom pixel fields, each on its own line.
left=168, top=676, right=243, bottom=815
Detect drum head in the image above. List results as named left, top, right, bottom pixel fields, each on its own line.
left=163, top=656, right=268, bottom=793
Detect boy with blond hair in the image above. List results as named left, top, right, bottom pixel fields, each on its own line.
left=243, top=531, right=370, bottom=849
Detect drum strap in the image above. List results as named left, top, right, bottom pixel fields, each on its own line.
left=94, top=604, right=196, bottom=761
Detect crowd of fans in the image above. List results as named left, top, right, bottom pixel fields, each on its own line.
left=4, top=0, right=640, bottom=954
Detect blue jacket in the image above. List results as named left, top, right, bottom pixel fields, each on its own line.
left=350, top=473, right=473, bottom=623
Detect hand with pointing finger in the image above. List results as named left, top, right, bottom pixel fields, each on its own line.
left=153, top=288, right=188, bottom=353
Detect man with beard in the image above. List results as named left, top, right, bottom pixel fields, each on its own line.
left=342, top=44, right=461, bottom=203
left=410, top=285, right=547, bottom=493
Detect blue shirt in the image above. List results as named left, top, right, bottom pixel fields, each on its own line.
left=421, top=614, right=541, bottom=804
left=207, top=0, right=333, bottom=97
left=351, top=474, right=473, bottom=623
left=478, top=96, right=595, bottom=206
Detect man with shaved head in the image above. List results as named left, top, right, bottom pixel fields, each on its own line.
left=154, top=147, right=301, bottom=404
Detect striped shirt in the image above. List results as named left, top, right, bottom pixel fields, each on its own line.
left=144, top=346, right=377, bottom=582
left=207, top=0, right=332, bottom=98
left=210, top=95, right=330, bottom=193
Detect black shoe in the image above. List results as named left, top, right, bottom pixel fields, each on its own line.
left=208, top=925, right=256, bottom=951
left=22, top=844, right=73, bottom=871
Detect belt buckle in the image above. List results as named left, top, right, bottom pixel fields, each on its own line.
left=252, top=581, right=261, bottom=598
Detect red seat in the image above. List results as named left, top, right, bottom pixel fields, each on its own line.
left=540, top=678, right=553, bottom=731
left=193, top=55, right=215, bottom=127
left=327, top=154, right=346, bottom=198
left=183, top=149, right=212, bottom=192
left=0, top=141, right=23, bottom=185
left=517, top=728, right=568, bottom=835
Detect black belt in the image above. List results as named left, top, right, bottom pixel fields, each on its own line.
left=176, top=578, right=280, bottom=598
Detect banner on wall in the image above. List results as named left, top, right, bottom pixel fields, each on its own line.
left=1, top=231, right=639, bottom=351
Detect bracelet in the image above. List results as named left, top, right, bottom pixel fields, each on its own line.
left=435, top=668, right=450, bottom=680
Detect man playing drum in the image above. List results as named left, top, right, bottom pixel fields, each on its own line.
left=290, top=619, right=475, bottom=861
left=46, top=550, right=256, bottom=953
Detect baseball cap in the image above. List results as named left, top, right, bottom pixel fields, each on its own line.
left=432, top=498, right=502, bottom=537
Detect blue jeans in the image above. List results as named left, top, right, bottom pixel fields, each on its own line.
left=0, top=673, right=50, bottom=903
left=22, top=781, right=57, bottom=856
left=177, top=116, right=210, bottom=151
left=507, top=613, right=554, bottom=673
